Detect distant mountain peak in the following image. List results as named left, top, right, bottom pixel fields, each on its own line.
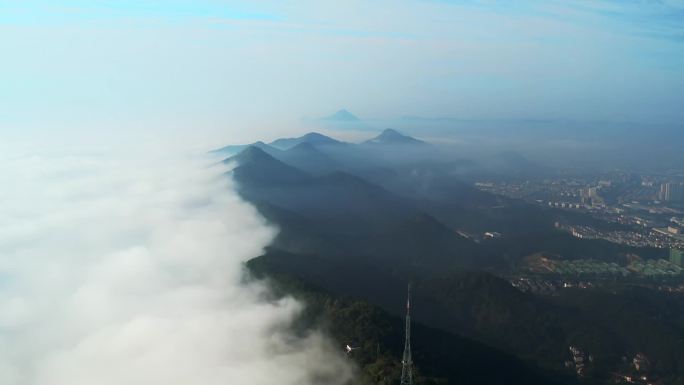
left=320, top=109, right=361, bottom=122
left=225, top=145, right=310, bottom=185
left=210, top=140, right=281, bottom=156
left=298, top=132, right=326, bottom=140
left=300, top=132, right=340, bottom=144
left=270, top=132, right=343, bottom=150
left=225, top=145, right=274, bottom=165
left=365, top=128, right=424, bottom=145
left=378, top=128, right=404, bottom=138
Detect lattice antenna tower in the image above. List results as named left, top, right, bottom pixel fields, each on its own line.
left=400, top=283, right=413, bottom=385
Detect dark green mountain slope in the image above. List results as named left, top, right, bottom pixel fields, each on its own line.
left=247, top=257, right=571, bottom=385
left=250, top=249, right=684, bottom=384
left=225, top=145, right=309, bottom=186
left=216, top=132, right=677, bottom=384
left=228, top=146, right=418, bottom=234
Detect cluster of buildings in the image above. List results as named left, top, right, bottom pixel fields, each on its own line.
left=547, top=201, right=583, bottom=209
left=475, top=174, right=684, bottom=211
left=552, top=259, right=630, bottom=276
left=520, top=247, right=684, bottom=282
left=509, top=277, right=596, bottom=295
left=536, top=255, right=682, bottom=278
left=567, top=346, right=591, bottom=377
left=628, top=259, right=684, bottom=277
left=652, top=225, right=684, bottom=243
left=659, top=182, right=684, bottom=203
left=573, top=181, right=683, bottom=208
left=556, top=220, right=684, bottom=251
left=671, top=248, right=684, bottom=267
left=580, top=186, right=606, bottom=207
left=565, top=347, right=659, bottom=384
left=614, top=353, right=657, bottom=385
left=509, top=277, right=558, bottom=295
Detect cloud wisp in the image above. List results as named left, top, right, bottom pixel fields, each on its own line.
left=0, top=147, right=353, bottom=385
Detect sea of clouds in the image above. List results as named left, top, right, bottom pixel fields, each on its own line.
left=0, top=144, right=353, bottom=385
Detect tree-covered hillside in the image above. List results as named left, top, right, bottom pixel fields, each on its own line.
left=247, top=259, right=571, bottom=385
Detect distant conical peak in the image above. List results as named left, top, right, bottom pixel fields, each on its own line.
left=232, top=145, right=273, bottom=163
left=302, top=132, right=327, bottom=139
left=300, top=132, right=339, bottom=143
left=378, top=128, right=405, bottom=138
left=367, top=128, right=423, bottom=144
left=322, top=109, right=361, bottom=121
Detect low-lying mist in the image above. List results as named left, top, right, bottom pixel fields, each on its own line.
left=0, top=146, right=353, bottom=385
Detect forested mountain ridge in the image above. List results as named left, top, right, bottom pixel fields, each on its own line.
left=216, top=131, right=677, bottom=384
left=247, top=257, right=572, bottom=385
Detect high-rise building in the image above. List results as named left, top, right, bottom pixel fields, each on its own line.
left=671, top=248, right=684, bottom=267
left=660, top=183, right=684, bottom=202
left=580, top=187, right=602, bottom=205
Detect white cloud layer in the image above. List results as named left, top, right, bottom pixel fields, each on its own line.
left=0, top=146, right=353, bottom=385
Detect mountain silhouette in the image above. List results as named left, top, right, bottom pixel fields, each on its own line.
left=225, top=146, right=309, bottom=186
left=364, top=128, right=425, bottom=145
left=319, top=109, right=361, bottom=122
left=270, top=132, right=344, bottom=150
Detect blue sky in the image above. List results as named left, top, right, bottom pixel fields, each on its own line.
left=1, top=0, right=682, bottom=143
